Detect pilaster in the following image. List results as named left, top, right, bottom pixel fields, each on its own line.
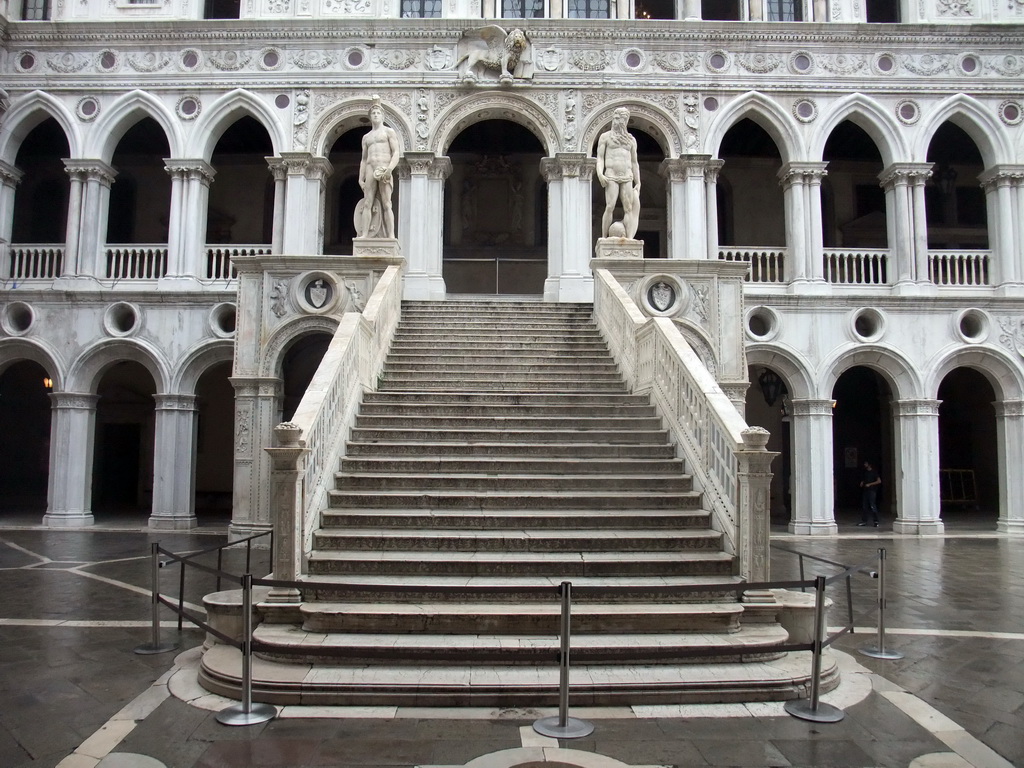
left=398, top=152, right=450, bottom=300
left=736, top=427, right=778, bottom=585
left=44, top=393, right=99, bottom=528
left=150, top=394, right=199, bottom=531
left=541, top=153, right=596, bottom=302
left=264, top=423, right=307, bottom=602
left=787, top=398, right=837, bottom=535
left=229, top=376, right=282, bottom=539
left=994, top=400, right=1024, bottom=535
left=891, top=399, right=944, bottom=535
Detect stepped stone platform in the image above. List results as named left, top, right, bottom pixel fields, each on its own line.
left=200, top=299, right=836, bottom=705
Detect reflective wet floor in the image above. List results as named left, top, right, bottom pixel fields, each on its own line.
left=0, top=516, right=1020, bottom=768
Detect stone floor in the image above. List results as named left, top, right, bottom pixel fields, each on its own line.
left=0, top=512, right=1020, bottom=768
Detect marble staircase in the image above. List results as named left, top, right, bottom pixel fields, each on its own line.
left=200, top=300, right=832, bottom=705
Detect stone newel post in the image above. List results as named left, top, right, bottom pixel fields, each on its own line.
left=736, top=427, right=778, bottom=589
left=264, top=422, right=308, bottom=604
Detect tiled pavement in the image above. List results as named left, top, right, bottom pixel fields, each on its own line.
left=0, top=513, right=1021, bottom=768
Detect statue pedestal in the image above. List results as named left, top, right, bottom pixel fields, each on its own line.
left=353, top=238, right=402, bottom=259
left=595, top=237, right=643, bottom=260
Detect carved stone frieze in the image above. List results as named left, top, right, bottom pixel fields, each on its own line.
left=738, top=53, right=782, bottom=73
left=375, top=49, right=419, bottom=70
left=127, top=52, right=170, bottom=72
left=47, top=53, right=89, bottom=73
left=535, top=48, right=563, bottom=72
left=690, top=282, right=710, bottom=322
left=819, top=54, right=866, bottom=75
left=653, top=51, right=697, bottom=73
left=323, top=0, right=372, bottom=12
left=998, top=316, right=1024, bottom=357
left=570, top=50, right=611, bottom=72
left=416, top=89, right=430, bottom=149
left=938, top=0, right=973, bottom=15
left=893, top=399, right=941, bottom=417
left=901, top=53, right=951, bottom=75
left=988, top=55, right=1024, bottom=76
left=292, top=51, right=336, bottom=69
left=564, top=90, right=578, bottom=149
left=209, top=51, right=251, bottom=71
left=270, top=279, right=291, bottom=318
left=425, top=46, right=452, bottom=71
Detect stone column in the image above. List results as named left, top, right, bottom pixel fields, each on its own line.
left=995, top=400, right=1024, bottom=535
left=229, top=376, right=282, bottom=540
left=736, top=427, right=778, bottom=585
left=264, top=423, right=308, bottom=603
left=659, top=159, right=686, bottom=260
left=164, top=159, right=215, bottom=279
left=277, top=152, right=332, bottom=256
left=659, top=156, right=712, bottom=260
left=266, top=157, right=287, bottom=255
left=788, top=398, right=837, bottom=535
left=541, top=153, right=595, bottom=302
left=682, top=0, right=700, bottom=18
left=0, top=160, right=24, bottom=248
left=979, top=165, right=1024, bottom=289
left=43, top=393, right=99, bottom=528
left=892, top=399, right=943, bottom=535
left=63, top=160, right=117, bottom=278
left=398, top=152, right=450, bottom=300
left=705, top=159, right=724, bottom=262
left=778, top=162, right=828, bottom=287
left=880, top=163, right=931, bottom=288
left=150, top=394, right=198, bottom=530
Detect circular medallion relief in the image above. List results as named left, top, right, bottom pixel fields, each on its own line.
left=999, top=100, right=1022, bottom=126
left=176, top=96, right=201, bottom=120
left=76, top=97, right=100, bottom=121
left=896, top=99, right=920, bottom=125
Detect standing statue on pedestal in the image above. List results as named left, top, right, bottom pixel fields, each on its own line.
left=355, top=96, right=401, bottom=239
left=596, top=107, right=641, bottom=240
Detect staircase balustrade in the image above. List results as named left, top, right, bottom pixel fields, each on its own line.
left=593, top=269, right=773, bottom=580
left=268, top=264, right=404, bottom=584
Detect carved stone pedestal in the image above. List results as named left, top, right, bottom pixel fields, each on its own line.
left=595, top=237, right=643, bottom=260
left=353, top=237, right=401, bottom=259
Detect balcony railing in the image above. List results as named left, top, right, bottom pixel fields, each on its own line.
left=717, top=248, right=786, bottom=283
left=207, top=245, right=272, bottom=280
left=106, top=246, right=168, bottom=279
left=928, top=250, right=990, bottom=286
left=823, top=248, right=888, bottom=285
left=8, top=246, right=64, bottom=279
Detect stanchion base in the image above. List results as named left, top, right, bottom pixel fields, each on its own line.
left=533, top=715, right=595, bottom=739
left=133, top=642, right=178, bottom=655
left=784, top=699, right=845, bottom=723
left=859, top=646, right=905, bottom=660
left=215, top=702, right=277, bottom=726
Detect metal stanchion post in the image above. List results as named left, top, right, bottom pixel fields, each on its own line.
left=134, top=543, right=178, bottom=655
left=860, top=548, right=904, bottom=660
left=533, top=582, right=594, bottom=739
left=785, top=575, right=845, bottom=723
left=217, top=574, right=277, bottom=725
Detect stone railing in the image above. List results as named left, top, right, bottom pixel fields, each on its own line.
left=7, top=245, right=64, bottom=279
left=268, top=264, right=404, bottom=584
left=928, top=250, right=990, bottom=286
left=823, top=248, right=889, bottom=285
left=717, top=248, right=786, bottom=283
left=206, top=245, right=271, bottom=280
left=593, top=268, right=775, bottom=582
left=105, top=245, right=168, bottom=279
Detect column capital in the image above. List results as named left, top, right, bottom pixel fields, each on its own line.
left=540, top=153, right=595, bottom=182
left=164, top=158, right=216, bottom=185
left=274, top=152, right=333, bottom=181
left=879, top=162, right=933, bottom=189
left=49, top=392, right=100, bottom=410
left=229, top=376, right=282, bottom=398
left=0, top=159, right=24, bottom=186
left=893, top=398, right=941, bottom=417
left=994, top=399, right=1024, bottom=418
left=978, top=164, right=1024, bottom=190
left=153, top=393, right=199, bottom=411
left=659, top=154, right=715, bottom=182
left=63, top=158, right=117, bottom=186
left=397, top=152, right=452, bottom=180
left=777, top=161, right=829, bottom=188
left=789, top=398, right=835, bottom=416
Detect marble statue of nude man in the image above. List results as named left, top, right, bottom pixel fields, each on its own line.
left=357, top=96, right=401, bottom=239
left=596, top=106, right=641, bottom=239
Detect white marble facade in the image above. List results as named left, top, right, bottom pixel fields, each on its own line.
left=2, top=0, right=1024, bottom=536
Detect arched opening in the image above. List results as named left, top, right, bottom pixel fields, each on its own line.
left=280, top=333, right=332, bottom=423
left=444, top=119, right=547, bottom=295
left=93, top=361, right=156, bottom=517
left=107, top=118, right=172, bottom=246
left=937, top=368, right=997, bottom=526
left=324, top=124, right=400, bottom=255
left=744, top=365, right=792, bottom=526
left=11, top=117, right=71, bottom=245
left=589, top=124, right=667, bottom=259
left=831, top=366, right=895, bottom=524
left=822, top=121, right=887, bottom=249
left=717, top=119, right=785, bottom=250
left=925, top=122, right=988, bottom=250
left=0, top=360, right=52, bottom=514
left=195, top=361, right=234, bottom=521
left=207, top=116, right=274, bottom=247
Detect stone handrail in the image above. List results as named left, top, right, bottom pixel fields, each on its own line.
left=823, top=248, right=889, bottom=285
left=928, top=250, right=990, bottom=286
left=593, top=268, right=774, bottom=582
left=267, top=264, right=404, bottom=588
left=105, top=245, right=168, bottom=279
left=717, top=247, right=786, bottom=283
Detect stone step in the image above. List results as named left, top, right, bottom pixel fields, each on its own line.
left=395, top=322, right=604, bottom=335
left=361, top=391, right=649, bottom=406
left=342, top=441, right=677, bottom=459
left=326, top=490, right=704, bottom=510
left=381, top=365, right=622, bottom=379
left=306, top=550, right=735, bottom=577
left=333, top=473, right=693, bottom=493
left=339, top=457, right=683, bottom=474
left=312, top=528, right=720, bottom=553
left=353, top=415, right=665, bottom=431
left=294, top=601, right=745, bottom=636
left=347, top=428, right=668, bottom=444
left=385, top=354, right=617, bottom=366
left=356, top=402, right=659, bottom=417
left=388, top=342, right=612, bottom=353
left=201, top=643, right=832, bottom=706
left=318, top=508, right=711, bottom=531
left=377, top=380, right=630, bottom=392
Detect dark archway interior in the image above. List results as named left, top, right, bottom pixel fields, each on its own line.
left=195, top=361, right=235, bottom=519
left=281, top=334, right=332, bottom=422
left=925, top=122, right=987, bottom=249
left=108, top=118, right=172, bottom=245
left=717, top=119, right=784, bottom=248
left=938, top=367, right=998, bottom=521
left=822, top=120, right=887, bottom=249
left=207, top=116, right=275, bottom=245
left=12, top=117, right=70, bottom=244
left=832, top=366, right=894, bottom=517
left=0, top=361, right=52, bottom=512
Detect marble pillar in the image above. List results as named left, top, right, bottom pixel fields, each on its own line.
left=778, top=162, right=828, bottom=287
left=44, top=393, right=99, bottom=528
left=276, top=152, right=333, bottom=256
left=880, top=163, right=931, bottom=289
left=150, top=394, right=199, bottom=530
left=0, top=160, right=23, bottom=250
left=229, top=376, right=281, bottom=539
left=788, top=398, right=838, bottom=535
left=398, top=152, right=450, bottom=300
left=62, top=160, right=116, bottom=279
left=891, top=399, right=944, bottom=535
left=995, top=400, right=1024, bottom=535
left=541, top=153, right=595, bottom=302
left=164, top=159, right=215, bottom=281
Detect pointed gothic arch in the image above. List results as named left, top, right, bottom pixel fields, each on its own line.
left=705, top=91, right=803, bottom=165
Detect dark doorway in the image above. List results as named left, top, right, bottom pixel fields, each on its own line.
left=938, top=368, right=997, bottom=524
left=832, top=366, right=894, bottom=519
left=0, top=361, right=52, bottom=512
